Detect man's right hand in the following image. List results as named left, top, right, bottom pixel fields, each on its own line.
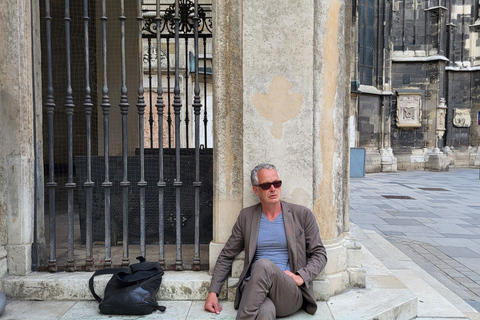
left=204, top=292, right=222, bottom=314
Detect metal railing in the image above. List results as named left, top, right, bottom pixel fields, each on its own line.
left=40, top=0, right=213, bottom=272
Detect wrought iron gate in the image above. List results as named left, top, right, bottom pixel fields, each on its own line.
left=38, top=0, right=213, bottom=272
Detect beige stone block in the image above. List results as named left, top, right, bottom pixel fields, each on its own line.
left=346, top=240, right=363, bottom=268
left=326, top=271, right=350, bottom=296
left=6, top=244, right=31, bottom=276
left=348, top=267, right=366, bottom=288
left=324, top=240, right=347, bottom=275
left=208, top=242, right=225, bottom=273
left=231, top=251, right=244, bottom=278
left=313, top=278, right=331, bottom=301
left=227, top=277, right=239, bottom=302
left=0, top=246, right=7, bottom=278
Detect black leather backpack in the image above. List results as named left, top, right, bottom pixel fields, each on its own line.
left=89, top=256, right=166, bottom=315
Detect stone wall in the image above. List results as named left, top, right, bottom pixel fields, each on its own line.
left=353, top=0, right=480, bottom=173
left=0, top=0, right=40, bottom=276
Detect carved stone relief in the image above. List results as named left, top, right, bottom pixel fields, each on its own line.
left=436, top=98, right=447, bottom=145
left=453, top=108, right=471, bottom=127
left=396, top=91, right=422, bottom=127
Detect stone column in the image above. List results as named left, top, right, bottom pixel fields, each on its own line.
left=0, top=0, right=40, bottom=275
left=312, top=0, right=364, bottom=298
left=210, top=0, right=244, bottom=283
left=211, top=0, right=364, bottom=301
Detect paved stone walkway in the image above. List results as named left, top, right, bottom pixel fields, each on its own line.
left=350, top=168, right=480, bottom=311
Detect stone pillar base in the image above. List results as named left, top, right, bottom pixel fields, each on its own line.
left=317, top=236, right=365, bottom=300
left=426, top=148, right=450, bottom=172
left=6, top=245, right=31, bottom=276
left=365, top=150, right=382, bottom=173
left=381, top=148, right=397, bottom=173
left=474, top=147, right=480, bottom=167
left=0, top=247, right=7, bottom=278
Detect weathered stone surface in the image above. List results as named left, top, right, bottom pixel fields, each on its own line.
left=0, top=0, right=36, bottom=277
left=0, top=271, right=216, bottom=301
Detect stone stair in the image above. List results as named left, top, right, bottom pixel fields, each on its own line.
left=1, top=225, right=478, bottom=319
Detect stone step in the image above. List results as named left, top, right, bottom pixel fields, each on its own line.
left=4, top=225, right=475, bottom=319
left=0, top=244, right=419, bottom=319
left=0, top=271, right=215, bottom=301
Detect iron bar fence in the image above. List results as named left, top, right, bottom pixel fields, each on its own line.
left=39, top=0, right=213, bottom=272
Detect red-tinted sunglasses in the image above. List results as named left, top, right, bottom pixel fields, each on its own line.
left=255, top=180, right=282, bottom=190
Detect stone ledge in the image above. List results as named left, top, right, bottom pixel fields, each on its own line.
left=0, top=271, right=220, bottom=301
left=0, top=272, right=419, bottom=319
left=0, top=245, right=420, bottom=319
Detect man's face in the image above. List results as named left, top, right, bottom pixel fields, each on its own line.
left=253, top=168, right=281, bottom=206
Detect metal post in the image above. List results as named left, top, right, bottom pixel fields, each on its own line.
left=167, top=38, right=172, bottom=148
left=148, top=37, right=154, bottom=149
left=45, top=0, right=57, bottom=273
left=192, top=0, right=202, bottom=271
left=119, top=0, right=130, bottom=267
left=137, top=0, right=147, bottom=258
left=101, top=0, right=113, bottom=269
left=173, top=0, right=183, bottom=270
left=156, top=0, right=166, bottom=267
left=203, top=37, right=208, bottom=148
left=83, top=0, right=95, bottom=271
left=184, top=38, right=190, bottom=148
left=64, top=0, right=76, bottom=272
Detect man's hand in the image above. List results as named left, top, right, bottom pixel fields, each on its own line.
left=204, top=292, right=223, bottom=314
left=284, top=270, right=304, bottom=286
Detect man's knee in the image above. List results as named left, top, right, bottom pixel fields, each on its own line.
left=251, top=259, right=276, bottom=272
left=249, top=259, right=279, bottom=282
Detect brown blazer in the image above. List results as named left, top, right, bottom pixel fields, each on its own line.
left=208, top=201, right=327, bottom=315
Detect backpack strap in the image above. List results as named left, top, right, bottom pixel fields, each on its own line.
left=154, top=304, right=166, bottom=312
left=88, top=267, right=129, bottom=302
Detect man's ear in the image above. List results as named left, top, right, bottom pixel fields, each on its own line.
left=252, top=186, right=258, bottom=196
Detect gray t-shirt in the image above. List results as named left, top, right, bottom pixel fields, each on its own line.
left=253, top=212, right=291, bottom=271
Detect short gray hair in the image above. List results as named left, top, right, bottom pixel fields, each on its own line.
left=250, top=163, right=279, bottom=186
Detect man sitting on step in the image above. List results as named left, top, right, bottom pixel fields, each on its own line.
left=204, top=163, right=328, bottom=319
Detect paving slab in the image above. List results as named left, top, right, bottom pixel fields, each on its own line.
left=350, top=168, right=480, bottom=313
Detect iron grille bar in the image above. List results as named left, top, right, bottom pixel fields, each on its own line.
left=148, top=38, right=154, bottom=149
left=82, top=0, right=95, bottom=271
left=192, top=0, right=202, bottom=270
left=173, top=0, right=183, bottom=270
left=184, top=37, right=189, bottom=148
left=119, top=0, right=130, bottom=268
left=64, top=0, right=76, bottom=272
left=203, top=37, right=208, bottom=148
left=156, top=0, right=167, bottom=267
left=167, top=38, right=172, bottom=148
left=137, top=0, right=147, bottom=258
left=101, top=0, right=113, bottom=270
left=45, top=0, right=57, bottom=273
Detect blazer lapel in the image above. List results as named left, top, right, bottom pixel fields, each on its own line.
left=247, top=204, right=262, bottom=266
left=282, top=201, right=298, bottom=272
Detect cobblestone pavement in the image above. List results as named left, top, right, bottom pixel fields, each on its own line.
left=350, top=168, right=480, bottom=312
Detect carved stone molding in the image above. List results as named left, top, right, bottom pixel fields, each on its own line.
left=396, top=90, right=422, bottom=128
left=453, top=108, right=471, bottom=128
left=436, top=98, right=447, bottom=142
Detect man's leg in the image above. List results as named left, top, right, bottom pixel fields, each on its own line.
left=256, top=297, right=275, bottom=320
left=236, top=259, right=303, bottom=319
